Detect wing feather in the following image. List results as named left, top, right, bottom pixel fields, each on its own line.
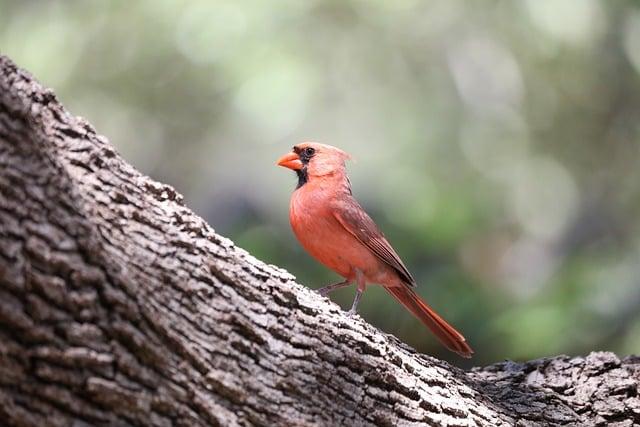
left=332, top=197, right=416, bottom=287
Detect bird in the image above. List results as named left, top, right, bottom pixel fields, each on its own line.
left=277, top=142, right=473, bottom=358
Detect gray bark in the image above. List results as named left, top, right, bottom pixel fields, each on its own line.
left=0, top=54, right=638, bottom=427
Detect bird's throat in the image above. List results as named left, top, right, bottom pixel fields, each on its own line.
left=296, top=167, right=308, bottom=189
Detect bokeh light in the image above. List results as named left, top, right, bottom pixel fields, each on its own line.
left=2, top=0, right=639, bottom=367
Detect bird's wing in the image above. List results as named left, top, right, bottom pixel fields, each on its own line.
left=331, top=197, right=416, bottom=287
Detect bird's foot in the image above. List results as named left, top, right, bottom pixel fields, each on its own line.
left=347, top=287, right=363, bottom=316
left=316, top=280, right=351, bottom=297
left=317, top=288, right=329, bottom=298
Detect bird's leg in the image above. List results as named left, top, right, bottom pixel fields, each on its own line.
left=347, top=288, right=364, bottom=316
left=317, top=279, right=351, bottom=297
left=347, top=269, right=366, bottom=316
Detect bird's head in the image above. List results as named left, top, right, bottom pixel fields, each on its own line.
left=277, top=142, right=351, bottom=188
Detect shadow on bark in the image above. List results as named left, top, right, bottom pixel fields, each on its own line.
left=0, top=54, right=638, bottom=426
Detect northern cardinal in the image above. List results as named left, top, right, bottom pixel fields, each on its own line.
left=277, top=142, right=473, bottom=357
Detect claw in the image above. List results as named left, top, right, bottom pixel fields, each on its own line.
left=316, top=279, right=351, bottom=297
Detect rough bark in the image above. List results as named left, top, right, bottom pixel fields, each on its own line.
left=0, top=54, right=638, bottom=427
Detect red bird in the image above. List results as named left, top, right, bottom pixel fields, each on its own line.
left=277, top=142, right=473, bottom=358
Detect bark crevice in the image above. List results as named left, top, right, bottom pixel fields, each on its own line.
left=1, top=55, right=639, bottom=426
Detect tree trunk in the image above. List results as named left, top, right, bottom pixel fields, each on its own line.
left=0, top=55, right=638, bottom=427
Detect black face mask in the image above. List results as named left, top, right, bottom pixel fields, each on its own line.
left=293, top=147, right=315, bottom=189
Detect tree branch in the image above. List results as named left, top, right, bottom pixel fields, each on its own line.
left=0, top=55, right=638, bottom=426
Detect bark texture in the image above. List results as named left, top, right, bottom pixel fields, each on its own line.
left=0, top=55, right=638, bottom=427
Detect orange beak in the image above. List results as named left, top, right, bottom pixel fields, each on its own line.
left=276, top=152, right=303, bottom=170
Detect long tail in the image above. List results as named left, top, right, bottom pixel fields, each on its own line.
left=385, top=286, right=474, bottom=358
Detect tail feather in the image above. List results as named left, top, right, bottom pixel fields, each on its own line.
left=385, top=286, right=474, bottom=358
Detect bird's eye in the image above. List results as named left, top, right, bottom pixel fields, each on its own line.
left=304, top=147, right=315, bottom=156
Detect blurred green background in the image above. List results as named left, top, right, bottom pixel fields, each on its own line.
left=2, top=0, right=639, bottom=367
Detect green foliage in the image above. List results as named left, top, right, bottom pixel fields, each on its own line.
left=2, top=0, right=639, bottom=366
